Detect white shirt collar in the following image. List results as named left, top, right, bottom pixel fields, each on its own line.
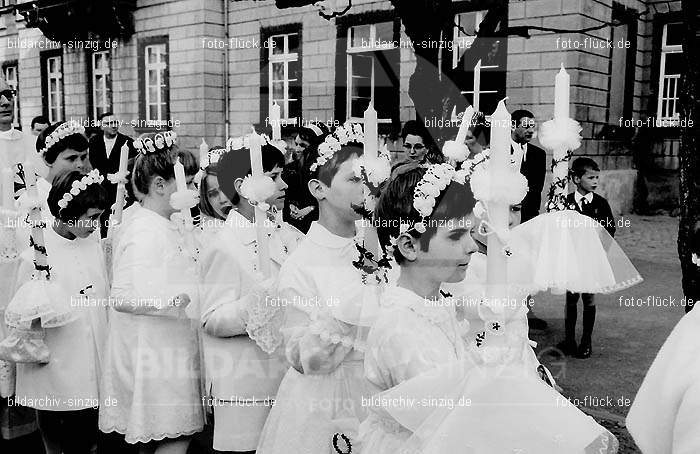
left=575, top=190, right=593, bottom=207
left=226, top=209, right=257, bottom=245
left=306, top=221, right=360, bottom=250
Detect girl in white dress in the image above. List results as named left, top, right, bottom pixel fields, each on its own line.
left=14, top=170, right=110, bottom=454
left=98, top=134, right=204, bottom=454
left=199, top=140, right=303, bottom=453
left=196, top=147, right=232, bottom=244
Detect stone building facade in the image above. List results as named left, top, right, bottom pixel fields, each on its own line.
left=0, top=0, right=687, bottom=213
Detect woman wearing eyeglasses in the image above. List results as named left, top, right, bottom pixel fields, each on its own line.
left=400, top=120, right=440, bottom=164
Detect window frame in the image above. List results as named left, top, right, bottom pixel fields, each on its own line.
left=260, top=24, right=302, bottom=127
left=656, top=22, right=683, bottom=125
left=138, top=36, right=170, bottom=130
left=267, top=32, right=300, bottom=123
left=89, top=49, right=113, bottom=121
left=345, top=21, right=399, bottom=124
left=40, top=49, right=64, bottom=124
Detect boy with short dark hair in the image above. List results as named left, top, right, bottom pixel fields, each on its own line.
left=557, top=157, right=616, bottom=358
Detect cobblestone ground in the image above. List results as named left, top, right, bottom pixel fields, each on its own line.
left=532, top=214, right=683, bottom=453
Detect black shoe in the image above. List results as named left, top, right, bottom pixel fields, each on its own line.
left=556, top=340, right=578, bottom=356
left=577, top=342, right=592, bottom=359
left=528, top=316, right=548, bottom=330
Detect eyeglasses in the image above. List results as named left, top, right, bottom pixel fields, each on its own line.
left=0, top=89, right=15, bottom=100
left=402, top=143, right=426, bottom=151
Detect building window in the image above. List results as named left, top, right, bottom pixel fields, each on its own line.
left=3, top=63, right=19, bottom=127
left=41, top=51, right=63, bottom=123
left=138, top=37, right=169, bottom=129
left=346, top=22, right=399, bottom=123
left=268, top=32, right=301, bottom=122
left=657, top=22, right=683, bottom=124
left=608, top=4, right=637, bottom=124
left=452, top=10, right=504, bottom=114
left=90, top=50, right=112, bottom=120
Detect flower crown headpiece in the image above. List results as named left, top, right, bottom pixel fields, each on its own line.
left=200, top=146, right=227, bottom=169
left=41, top=121, right=85, bottom=155
left=133, top=131, right=177, bottom=155
left=57, top=169, right=104, bottom=212
left=309, top=122, right=364, bottom=172
left=407, top=163, right=470, bottom=234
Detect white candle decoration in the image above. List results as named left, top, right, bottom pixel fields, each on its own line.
left=363, top=103, right=378, bottom=161
left=473, top=59, right=482, bottom=112
left=455, top=105, right=475, bottom=145
left=486, top=99, right=511, bottom=294
left=23, top=161, right=48, bottom=276
left=2, top=167, right=13, bottom=210
left=173, top=157, right=193, bottom=227
left=271, top=102, right=282, bottom=142
left=199, top=138, right=209, bottom=168
left=249, top=131, right=272, bottom=277
left=554, top=64, right=570, bottom=122
left=112, top=143, right=130, bottom=226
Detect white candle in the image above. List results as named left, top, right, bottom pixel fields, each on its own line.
left=249, top=131, right=272, bottom=277
left=363, top=103, right=378, bottom=161
left=250, top=131, right=264, bottom=176
left=486, top=99, right=511, bottom=292
left=455, top=105, right=475, bottom=144
left=2, top=167, right=13, bottom=210
left=199, top=138, right=209, bottom=169
left=173, top=157, right=193, bottom=226
left=23, top=161, right=48, bottom=276
left=111, top=143, right=130, bottom=226
left=271, top=102, right=281, bottom=141
left=554, top=64, right=570, bottom=121
left=473, top=59, right=482, bottom=112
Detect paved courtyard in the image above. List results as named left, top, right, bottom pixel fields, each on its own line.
left=532, top=215, right=684, bottom=453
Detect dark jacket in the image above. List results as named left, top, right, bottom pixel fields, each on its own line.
left=566, top=191, right=616, bottom=237
left=512, top=142, right=546, bottom=222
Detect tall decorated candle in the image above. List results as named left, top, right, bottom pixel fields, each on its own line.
left=363, top=103, right=378, bottom=161
left=554, top=64, right=570, bottom=121
left=173, top=157, right=193, bottom=227
left=23, top=161, right=49, bottom=277
left=455, top=105, right=475, bottom=144
left=199, top=138, right=209, bottom=169
left=271, top=102, right=282, bottom=142
left=250, top=131, right=272, bottom=277
left=111, top=143, right=130, bottom=226
left=486, top=99, right=511, bottom=292
left=473, top=59, right=482, bottom=112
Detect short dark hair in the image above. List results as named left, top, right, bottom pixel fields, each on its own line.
left=570, top=157, right=600, bottom=178
left=98, top=112, right=115, bottom=121
left=401, top=120, right=433, bottom=145
left=511, top=109, right=535, bottom=126
left=303, top=143, right=363, bottom=186
left=177, top=149, right=199, bottom=178
left=217, top=144, right=285, bottom=205
left=47, top=170, right=109, bottom=221
left=297, top=122, right=330, bottom=147
left=375, top=163, right=477, bottom=264
left=31, top=116, right=50, bottom=129
left=40, top=122, right=89, bottom=164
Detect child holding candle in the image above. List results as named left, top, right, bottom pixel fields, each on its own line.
left=12, top=170, right=110, bottom=454
left=256, top=123, right=376, bottom=454
left=199, top=139, right=302, bottom=453
left=98, top=132, right=204, bottom=454
left=197, top=146, right=232, bottom=244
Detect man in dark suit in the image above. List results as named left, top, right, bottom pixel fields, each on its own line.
left=511, top=109, right=548, bottom=330
left=511, top=110, right=546, bottom=223
left=88, top=112, right=136, bottom=237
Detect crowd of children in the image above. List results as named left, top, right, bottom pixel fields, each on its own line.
left=0, top=100, right=658, bottom=454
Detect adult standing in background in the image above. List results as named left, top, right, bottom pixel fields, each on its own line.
left=30, top=116, right=50, bottom=137
left=511, top=109, right=546, bottom=223
left=88, top=112, right=136, bottom=237
left=511, top=109, right=548, bottom=331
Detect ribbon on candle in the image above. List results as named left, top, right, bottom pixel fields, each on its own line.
left=540, top=64, right=582, bottom=212
left=23, top=161, right=50, bottom=279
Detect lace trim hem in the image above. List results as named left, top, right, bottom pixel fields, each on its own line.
left=245, top=292, right=283, bottom=354
left=99, top=424, right=204, bottom=445
left=308, top=321, right=366, bottom=353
